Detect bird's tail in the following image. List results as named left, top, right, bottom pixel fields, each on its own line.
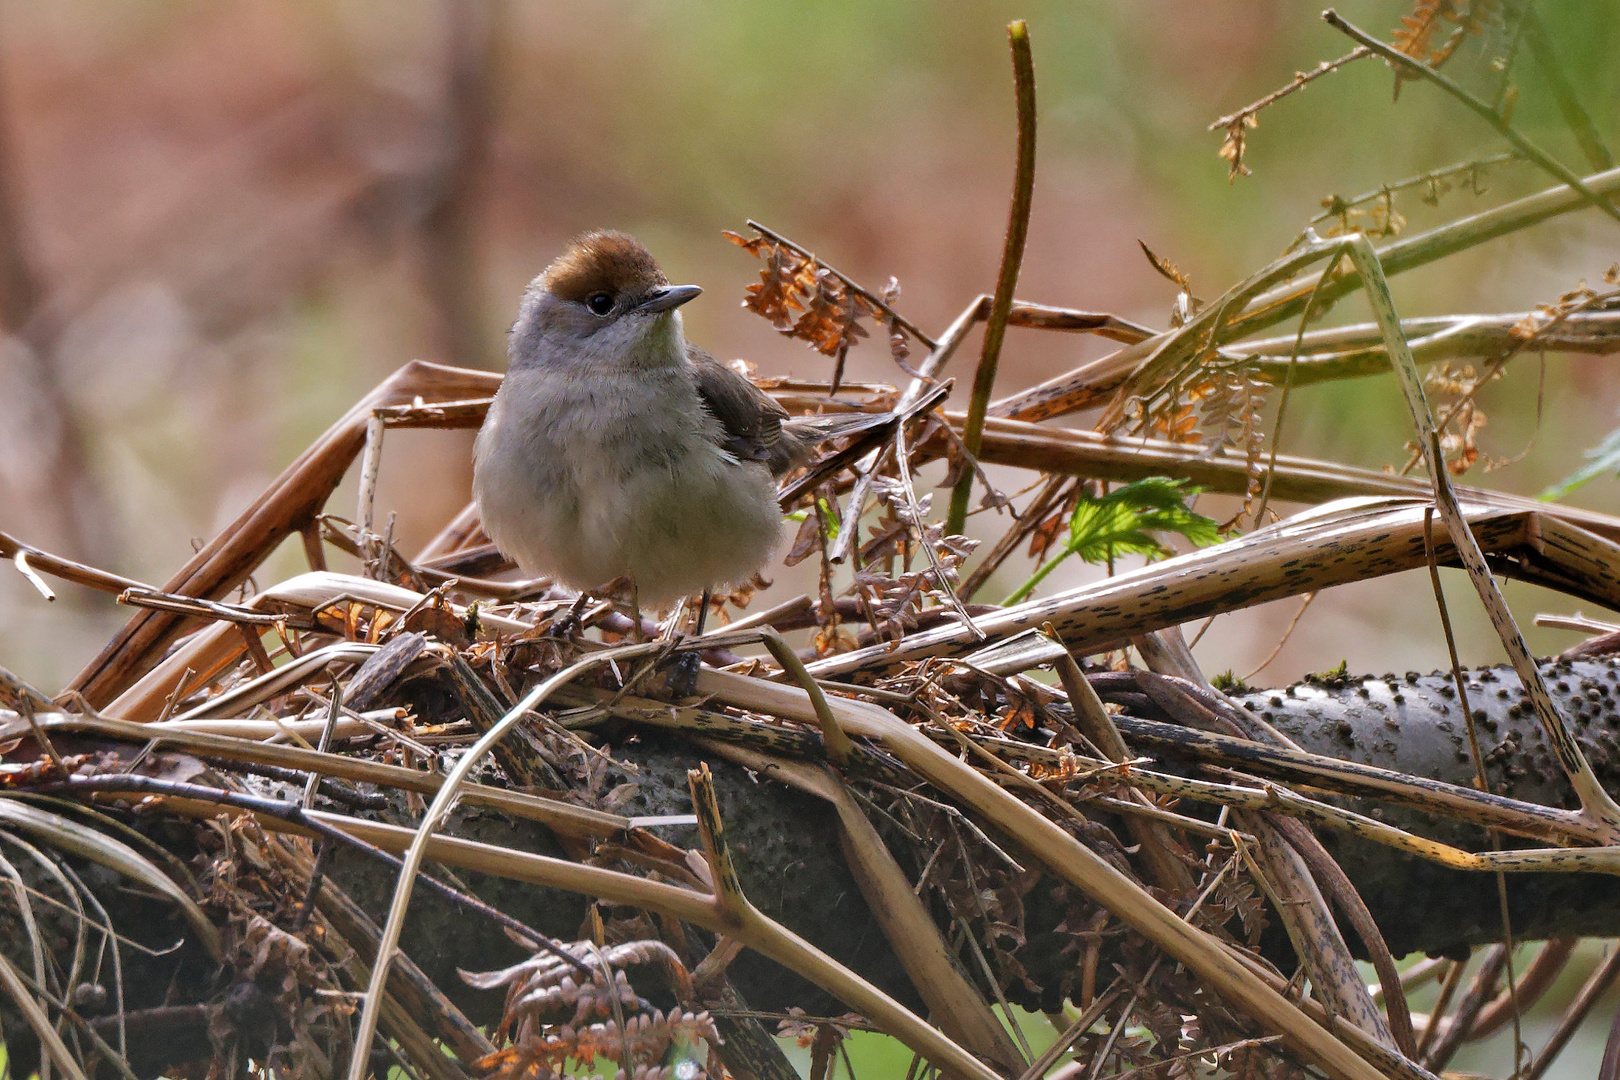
left=781, top=410, right=896, bottom=445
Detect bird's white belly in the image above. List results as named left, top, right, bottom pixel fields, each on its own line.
left=473, top=379, right=783, bottom=604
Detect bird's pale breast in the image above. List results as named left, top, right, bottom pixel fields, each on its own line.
left=473, top=365, right=783, bottom=604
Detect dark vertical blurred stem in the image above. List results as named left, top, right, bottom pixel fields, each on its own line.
left=0, top=16, right=110, bottom=564
left=420, top=0, right=498, bottom=370
left=945, top=21, right=1035, bottom=537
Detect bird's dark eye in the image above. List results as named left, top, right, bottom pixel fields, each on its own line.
left=586, top=292, right=614, bottom=316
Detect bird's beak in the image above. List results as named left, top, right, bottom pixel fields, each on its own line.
left=635, top=284, right=702, bottom=314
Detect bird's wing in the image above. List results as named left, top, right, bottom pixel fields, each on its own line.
left=689, top=346, right=800, bottom=475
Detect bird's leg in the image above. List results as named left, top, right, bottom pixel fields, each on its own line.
left=629, top=579, right=644, bottom=644
left=662, top=589, right=710, bottom=698
left=548, top=590, right=593, bottom=640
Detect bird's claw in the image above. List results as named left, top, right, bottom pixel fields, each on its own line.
left=660, top=648, right=702, bottom=699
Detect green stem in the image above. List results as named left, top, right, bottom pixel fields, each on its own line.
left=945, top=20, right=1036, bottom=536
left=1003, top=541, right=1073, bottom=606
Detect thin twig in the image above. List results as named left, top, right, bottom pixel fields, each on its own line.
left=1307, top=151, right=1522, bottom=231
left=1422, top=504, right=1527, bottom=1074
left=1209, top=47, right=1370, bottom=134
left=891, top=409, right=983, bottom=640
left=1521, top=9, right=1613, bottom=173
left=1523, top=945, right=1620, bottom=1080
left=1252, top=246, right=1347, bottom=529
left=1243, top=592, right=1317, bottom=682
left=1334, top=229, right=1620, bottom=836
left=1322, top=9, right=1620, bottom=227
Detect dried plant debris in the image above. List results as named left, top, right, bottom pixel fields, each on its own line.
left=1139, top=241, right=1203, bottom=328
left=462, top=938, right=718, bottom=1080
left=1390, top=0, right=1501, bottom=77
left=1311, top=152, right=1521, bottom=238
left=725, top=225, right=919, bottom=381
left=1413, top=361, right=1498, bottom=475
left=13, top=23, right=1620, bottom=1080
left=1209, top=1, right=1505, bottom=178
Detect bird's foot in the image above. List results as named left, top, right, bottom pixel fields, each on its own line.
left=661, top=649, right=702, bottom=699
left=546, top=591, right=594, bottom=640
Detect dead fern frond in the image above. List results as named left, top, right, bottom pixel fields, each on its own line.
left=1192, top=360, right=1270, bottom=527
left=463, top=939, right=714, bottom=1080
left=725, top=226, right=918, bottom=373
left=1390, top=0, right=1504, bottom=96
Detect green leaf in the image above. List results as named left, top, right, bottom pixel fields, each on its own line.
left=1065, top=476, right=1219, bottom=563
left=816, top=496, right=840, bottom=541
left=1540, top=423, right=1620, bottom=500
left=1004, top=478, right=1219, bottom=604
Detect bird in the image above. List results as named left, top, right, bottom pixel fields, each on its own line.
left=473, top=230, right=870, bottom=623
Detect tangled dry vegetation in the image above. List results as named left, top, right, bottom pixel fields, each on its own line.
left=8, top=8, right=1620, bottom=1080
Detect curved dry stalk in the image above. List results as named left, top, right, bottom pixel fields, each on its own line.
left=698, top=740, right=1028, bottom=1074
left=70, top=361, right=501, bottom=706
left=1464, top=937, right=1576, bottom=1042
left=805, top=498, right=1620, bottom=679
left=0, top=799, right=222, bottom=960
left=991, top=163, right=1620, bottom=423
left=1523, top=945, right=1620, bottom=1080
left=1051, top=638, right=1194, bottom=893
left=1241, top=310, right=1620, bottom=385
left=947, top=20, right=1037, bottom=536
left=0, top=948, right=90, bottom=1080
left=984, top=704, right=1605, bottom=846
left=10, top=711, right=632, bottom=841
left=965, top=412, right=1620, bottom=541
left=691, top=667, right=1392, bottom=1080
left=1270, top=815, right=1418, bottom=1057
left=272, top=806, right=1006, bottom=1080
left=1134, top=625, right=1392, bottom=1051
left=1335, top=231, right=1620, bottom=838
left=1231, top=162, right=1620, bottom=340
left=169, top=641, right=379, bottom=721
left=1234, top=810, right=1394, bottom=1046
left=104, top=571, right=532, bottom=721
left=346, top=638, right=669, bottom=1080
left=969, top=722, right=1620, bottom=879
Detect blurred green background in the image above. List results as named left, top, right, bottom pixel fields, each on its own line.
left=3, top=2, right=1620, bottom=1074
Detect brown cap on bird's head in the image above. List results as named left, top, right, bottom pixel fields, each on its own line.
left=508, top=230, right=701, bottom=369
left=540, top=230, right=668, bottom=304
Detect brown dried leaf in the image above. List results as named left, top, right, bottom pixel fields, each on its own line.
left=1138, top=240, right=1192, bottom=291
left=791, top=268, right=870, bottom=356
left=1150, top=403, right=1201, bottom=444
left=783, top=508, right=825, bottom=568
left=721, top=229, right=766, bottom=256
left=1216, top=115, right=1256, bottom=181
left=743, top=244, right=807, bottom=329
